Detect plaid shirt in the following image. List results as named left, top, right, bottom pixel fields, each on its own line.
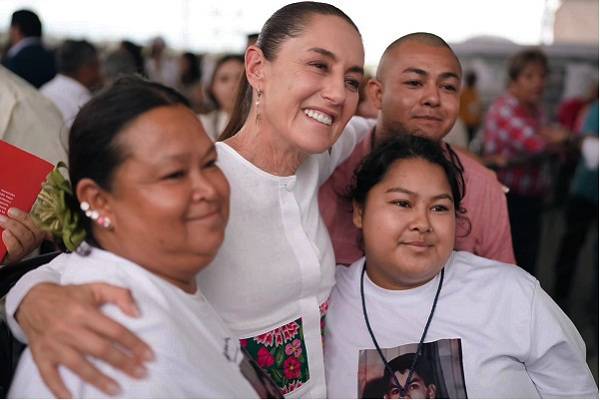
left=483, top=93, right=549, bottom=197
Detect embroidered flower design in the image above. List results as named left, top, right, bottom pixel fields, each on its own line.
left=255, top=321, right=300, bottom=347
left=285, top=339, right=302, bottom=358
left=283, top=356, right=301, bottom=380
left=281, top=321, right=300, bottom=343
left=283, top=380, right=303, bottom=395
left=243, top=317, right=310, bottom=394
left=256, top=347, right=275, bottom=368
left=320, top=300, right=329, bottom=338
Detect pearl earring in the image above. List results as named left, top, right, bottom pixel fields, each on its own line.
left=80, top=201, right=112, bottom=229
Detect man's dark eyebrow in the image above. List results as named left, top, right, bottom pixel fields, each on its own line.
left=402, top=67, right=460, bottom=81
left=402, top=67, right=427, bottom=76
left=440, top=71, right=461, bottom=81
left=308, top=47, right=364, bottom=75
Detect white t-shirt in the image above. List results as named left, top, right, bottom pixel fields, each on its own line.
left=40, top=74, right=91, bottom=129
left=8, top=247, right=258, bottom=398
left=324, top=252, right=598, bottom=398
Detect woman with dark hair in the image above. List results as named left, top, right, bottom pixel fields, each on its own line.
left=177, top=51, right=204, bottom=113
left=7, top=2, right=365, bottom=398
left=482, top=48, right=569, bottom=276
left=199, top=54, right=244, bottom=140
left=324, top=134, right=596, bottom=398
left=7, top=76, right=261, bottom=397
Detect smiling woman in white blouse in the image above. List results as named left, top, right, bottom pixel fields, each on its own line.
left=6, top=2, right=366, bottom=398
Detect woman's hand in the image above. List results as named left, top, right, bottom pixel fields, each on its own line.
left=16, top=282, right=155, bottom=398
left=0, top=208, right=47, bottom=265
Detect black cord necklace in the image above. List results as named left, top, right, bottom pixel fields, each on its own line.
left=360, top=263, right=444, bottom=397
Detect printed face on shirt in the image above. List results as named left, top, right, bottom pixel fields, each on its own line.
left=353, top=157, right=455, bottom=290
left=255, top=14, right=364, bottom=155
left=212, top=58, right=244, bottom=114
left=384, top=371, right=437, bottom=399
left=371, top=41, right=461, bottom=142
left=98, top=105, right=230, bottom=291
left=510, top=62, right=546, bottom=106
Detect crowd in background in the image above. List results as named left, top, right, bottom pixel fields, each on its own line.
left=0, top=5, right=598, bottom=398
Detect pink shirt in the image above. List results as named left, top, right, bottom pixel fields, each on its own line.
left=318, top=117, right=516, bottom=265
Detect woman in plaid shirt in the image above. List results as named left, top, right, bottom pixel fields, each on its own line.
left=482, top=49, right=568, bottom=275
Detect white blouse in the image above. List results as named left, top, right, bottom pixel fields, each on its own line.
left=199, top=118, right=370, bottom=398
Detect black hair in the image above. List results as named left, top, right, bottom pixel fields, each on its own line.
left=120, top=40, right=147, bottom=77
left=180, top=51, right=202, bottom=86
left=206, top=54, right=244, bottom=109
left=10, top=9, right=42, bottom=38
left=351, top=134, right=466, bottom=218
left=68, top=76, right=190, bottom=243
left=465, top=70, right=477, bottom=87
left=384, top=353, right=436, bottom=388
left=507, top=48, right=548, bottom=82
left=219, top=1, right=361, bottom=140
left=56, top=39, right=97, bottom=76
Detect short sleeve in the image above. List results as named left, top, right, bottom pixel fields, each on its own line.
left=525, top=282, right=598, bottom=398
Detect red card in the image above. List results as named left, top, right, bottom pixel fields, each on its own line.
left=0, top=140, right=54, bottom=261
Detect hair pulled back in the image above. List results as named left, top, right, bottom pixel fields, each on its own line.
left=68, top=76, right=190, bottom=241
left=219, top=1, right=360, bottom=140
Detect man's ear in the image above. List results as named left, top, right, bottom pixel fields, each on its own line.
left=366, top=78, right=384, bottom=111
left=245, top=45, right=265, bottom=91
left=352, top=200, right=364, bottom=229
left=76, top=178, right=115, bottom=224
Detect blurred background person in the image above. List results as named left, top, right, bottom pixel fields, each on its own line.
left=177, top=51, right=205, bottom=113
left=102, top=47, right=138, bottom=85
left=552, top=82, right=599, bottom=207
left=482, top=48, right=569, bottom=276
left=120, top=40, right=147, bottom=77
left=2, top=9, right=55, bottom=88
left=552, top=100, right=598, bottom=312
left=145, top=36, right=178, bottom=87
left=40, top=39, right=102, bottom=129
left=459, top=70, right=482, bottom=145
left=199, top=54, right=243, bottom=141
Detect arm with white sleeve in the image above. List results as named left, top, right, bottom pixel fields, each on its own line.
left=525, top=282, right=598, bottom=398
left=4, top=253, right=152, bottom=398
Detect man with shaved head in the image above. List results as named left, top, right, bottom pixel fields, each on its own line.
left=319, top=32, right=515, bottom=265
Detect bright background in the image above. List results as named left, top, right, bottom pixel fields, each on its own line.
left=0, top=0, right=571, bottom=66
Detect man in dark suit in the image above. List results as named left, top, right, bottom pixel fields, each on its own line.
left=2, top=9, right=55, bottom=88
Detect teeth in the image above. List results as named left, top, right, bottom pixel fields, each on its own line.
left=304, top=109, right=333, bottom=126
